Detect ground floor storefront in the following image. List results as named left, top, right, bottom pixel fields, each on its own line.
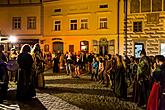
left=126, top=38, right=165, bottom=57
left=40, top=35, right=124, bottom=55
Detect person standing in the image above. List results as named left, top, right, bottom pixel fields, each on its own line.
left=53, top=54, right=59, bottom=73
left=114, top=55, right=127, bottom=99
left=0, top=45, right=8, bottom=103
left=8, top=48, right=18, bottom=82
left=31, top=43, right=45, bottom=89
left=136, top=48, right=150, bottom=106
left=91, top=57, right=99, bottom=81
left=17, top=44, right=36, bottom=100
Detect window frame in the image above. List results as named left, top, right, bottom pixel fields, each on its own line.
left=70, top=19, right=77, bottom=30
left=133, top=21, right=143, bottom=32
left=12, top=17, right=21, bottom=30
left=80, top=19, right=88, bottom=29
left=27, top=16, right=36, bottom=30
left=99, top=17, right=108, bottom=29
left=54, top=20, right=61, bottom=31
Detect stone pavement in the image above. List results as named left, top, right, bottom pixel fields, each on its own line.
left=0, top=69, right=144, bottom=110
left=37, top=93, right=83, bottom=110
left=0, top=69, right=83, bottom=110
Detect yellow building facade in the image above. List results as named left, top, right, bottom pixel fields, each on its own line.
left=42, top=0, right=125, bottom=55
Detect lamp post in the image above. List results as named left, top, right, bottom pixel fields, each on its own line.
left=124, top=0, right=128, bottom=56
left=8, top=35, right=17, bottom=43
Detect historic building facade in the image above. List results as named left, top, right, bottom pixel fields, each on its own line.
left=0, top=0, right=125, bottom=55
left=41, top=0, right=125, bottom=55
left=127, top=0, right=165, bottom=57
left=0, top=0, right=42, bottom=50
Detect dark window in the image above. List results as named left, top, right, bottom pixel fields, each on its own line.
left=133, top=21, right=142, bottom=32
left=99, top=4, right=108, bottom=8
left=54, top=9, right=61, bottom=12
left=141, top=0, right=150, bottom=12
left=54, top=21, right=61, bottom=31
left=130, top=0, right=140, bottom=13
left=12, top=17, right=21, bottom=30
left=152, top=0, right=162, bottom=12
left=100, top=18, right=108, bottom=29
left=27, top=17, right=36, bottom=29
left=69, top=45, right=74, bottom=52
left=70, top=20, right=77, bottom=30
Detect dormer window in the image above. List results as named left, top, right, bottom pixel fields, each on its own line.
left=99, top=4, right=108, bottom=8
left=54, top=9, right=61, bottom=12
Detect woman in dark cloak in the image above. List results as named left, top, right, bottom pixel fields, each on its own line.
left=114, top=55, right=127, bottom=99
left=17, top=44, right=36, bottom=101
left=53, top=55, right=59, bottom=73
left=0, top=45, right=8, bottom=103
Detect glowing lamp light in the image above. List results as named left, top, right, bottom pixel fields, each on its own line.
left=9, top=35, right=17, bottom=43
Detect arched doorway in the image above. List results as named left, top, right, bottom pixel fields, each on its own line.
left=99, top=38, right=108, bottom=56
left=53, top=41, right=64, bottom=54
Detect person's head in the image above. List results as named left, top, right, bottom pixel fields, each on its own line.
left=20, top=44, right=31, bottom=53
left=0, top=45, right=4, bottom=52
left=99, top=57, right=103, bottom=62
left=116, top=55, right=122, bottom=64
left=31, top=43, right=41, bottom=54
left=140, top=48, right=146, bottom=57
left=130, top=56, right=135, bottom=62
left=155, top=55, right=165, bottom=65
left=108, top=54, right=111, bottom=60
left=93, top=57, right=96, bottom=62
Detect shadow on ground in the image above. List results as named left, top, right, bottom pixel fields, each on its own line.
left=4, top=90, right=47, bottom=110
left=45, top=78, right=92, bottom=84
left=39, top=86, right=115, bottom=97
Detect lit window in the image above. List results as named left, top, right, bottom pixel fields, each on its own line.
left=133, top=21, right=142, bottom=32
left=99, top=18, right=108, bottom=29
left=70, top=20, right=77, bottom=30
left=54, top=21, right=61, bottom=31
left=12, top=17, right=21, bottom=30
left=80, top=19, right=88, bottom=29
left=27, top=17, right=36, bottom=29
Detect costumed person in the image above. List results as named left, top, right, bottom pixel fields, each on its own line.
left=114, top=55, right=127, bottom=99
left=147, top=55, right=165, bottom=110
left=8, top=48, right=19, bottom=82
left=31, top=43, right=45, bottom=89
left=136, top=48, right=150, bottom=107
left=0, top=45, right=8, bottom=103
left=17, top=44, right=36, bottom=101
left=53, top=54, right=59, bottom=73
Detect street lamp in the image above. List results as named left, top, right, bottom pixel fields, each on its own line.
left=8, top=35, right=17, bottom=43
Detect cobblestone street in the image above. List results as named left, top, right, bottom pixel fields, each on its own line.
left=1, top=69, right=144, bottom=110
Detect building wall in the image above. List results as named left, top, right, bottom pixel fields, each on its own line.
left=42, top=0, right=125, bottom=55
left=0, top=4, right=42, bottom=40
left=127, top=0, right=165, bottom=57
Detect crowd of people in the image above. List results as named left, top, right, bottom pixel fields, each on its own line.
left=52, top=49, right=165, bottom=109
left=0, top=43, right=165, bottom=110
left=0, top=43, right=45, bottom=102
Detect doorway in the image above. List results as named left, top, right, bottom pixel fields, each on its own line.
left=53, top=41, right=64, bottom=54
left=134, top=43, right=144, bottom=58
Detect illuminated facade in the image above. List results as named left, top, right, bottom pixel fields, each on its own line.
left=0, top=0, right=42, bottom=50
left=127, top=0, right=165, bottom=57
left=0, top=0, right=125, bottom=55
left=42, top=0, right=125, bottom=55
